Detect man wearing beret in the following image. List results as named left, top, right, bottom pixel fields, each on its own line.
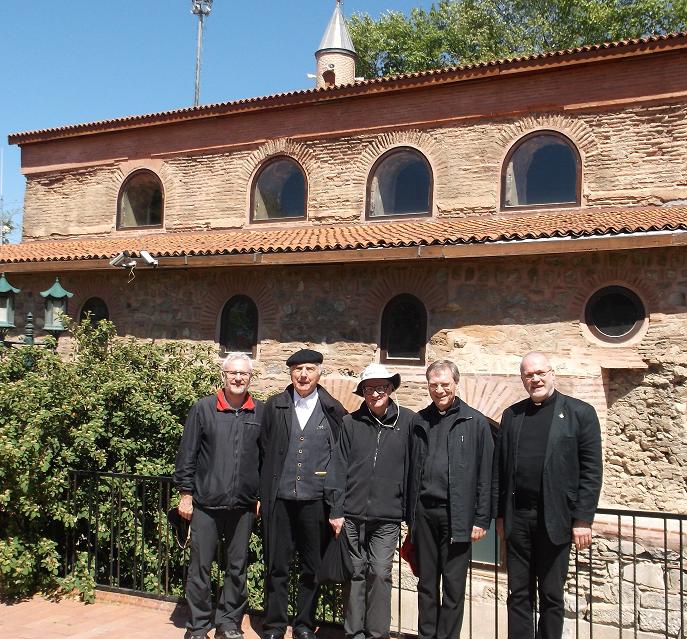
left=260, top=349, right=348, bottom=639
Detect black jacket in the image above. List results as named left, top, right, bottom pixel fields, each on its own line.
left=174, top=392, right=263, bottom=509
left=325, top=400, right=414, bottom=523
left=408, top=398, right=494, bottom=543
left=492, top=391, right=603, bottom=545
left=259, top=384, right=347, bottom=568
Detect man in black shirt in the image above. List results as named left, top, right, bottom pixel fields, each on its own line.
left=493, top=352, right=603, bottom=639
left=174, top=353, right=263, bottom=639
left=407, top=360, right=493, bottom=639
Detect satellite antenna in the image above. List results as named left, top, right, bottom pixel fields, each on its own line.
left=191, top=0, right=213, bottom=107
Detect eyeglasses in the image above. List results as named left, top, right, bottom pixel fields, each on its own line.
left=522, top=369, right=553, bottom=381
left=362, top=384, right=391, bottom=396
left=222, top=370, right=251, bottom=379
left=429, top=383, right=453, bottom=391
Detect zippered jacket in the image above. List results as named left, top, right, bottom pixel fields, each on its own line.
left=408, top=398, right=494, bottom=543
left=325, top=400, right=415, bottom=522
left=174, top=392, right=263, bottom=509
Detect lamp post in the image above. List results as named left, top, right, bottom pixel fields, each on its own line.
left=191, top=0, right=213, bottom=107
left=40, top=277, right=74, bottom=335
left=0, top=272, right=20, bottom=340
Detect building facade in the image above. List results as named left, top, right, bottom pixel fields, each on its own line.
left=2, top=11, right=687, bottom=513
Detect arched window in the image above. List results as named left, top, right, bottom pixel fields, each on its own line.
left=117, top=170, right=164, bottom=228
left=584, top=286, right=646, bottom=343
left=251, top=157, right=307, bottom=221
left=380, top=294, right=427, bottom=364
left=79, top=297, right=109, bottom=324
left=502, top=132, right=580, bottom=209
left=367, top=148, right=432, bottom=219
left=219, top=295, right=258, bottom=355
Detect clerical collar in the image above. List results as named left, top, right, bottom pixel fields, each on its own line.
left=531, top=389, right=558, bottom=408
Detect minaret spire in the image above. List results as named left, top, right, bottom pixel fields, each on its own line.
left=315, top=0, right=357, bottom=88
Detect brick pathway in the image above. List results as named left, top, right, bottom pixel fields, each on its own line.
left=0, top=592, right=264, bottom=639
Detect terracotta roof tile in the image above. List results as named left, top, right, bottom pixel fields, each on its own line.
left=8, top=33, right=686, bottom=145
left=1, top=206, right=686, bottom=266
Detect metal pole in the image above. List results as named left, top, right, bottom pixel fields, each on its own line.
left=194, top=11, right=203, bottom=106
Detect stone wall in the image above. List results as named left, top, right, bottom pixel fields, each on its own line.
left=21, top=102, right=687, bottom=240
left=5, top=245, right=687, bottom=511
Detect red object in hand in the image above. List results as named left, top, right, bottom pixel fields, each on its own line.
left=400, top=537, right=418, bottom=576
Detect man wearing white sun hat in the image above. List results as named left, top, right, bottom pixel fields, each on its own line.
left=326, top=363, right=416, bottom=639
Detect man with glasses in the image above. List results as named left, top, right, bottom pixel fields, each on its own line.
left=407, top=360, right=494, bottom=639
left=493, top=352, right=603, bottom=639
left=260, top=349, right=347, bottom=639
left=326, top=363, right=415, bottom=639
left=174, top=353, right=263, bottom=639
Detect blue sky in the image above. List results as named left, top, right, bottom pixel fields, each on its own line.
left=0, top=0, right=431, bottom=243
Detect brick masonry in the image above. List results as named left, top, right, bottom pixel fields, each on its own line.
left=5, top=246, right=687, bottom=512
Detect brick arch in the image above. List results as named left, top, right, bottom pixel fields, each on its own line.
left=356, top=268, right=446, bottom=323
left=566, top=270, right=659, bottom=317
left=496, top=114, right=599, bottom=160
left=110, top=160, right=170, bottom=229
left=67, top=277, right=126, bottom=328
left=354, top=130, right=448, bottom=214
left=196, top=272, right=278, bottom=342
left=459, top=374, right=524, bottom=423
left=240, top=138, right=317, bottom=183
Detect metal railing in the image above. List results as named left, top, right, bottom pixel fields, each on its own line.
left=63, top=472, right=686, bottom=638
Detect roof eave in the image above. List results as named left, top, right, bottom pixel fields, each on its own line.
left=2, top=231, right=685, bottom=273
left=9, top=33, right=687, bottom=146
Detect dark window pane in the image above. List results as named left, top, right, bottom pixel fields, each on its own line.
left=220, top=295, right=258, bottom=353
left=368, top=149, right=431, bottom=218
left=79, top=297, right=109, bottom=324
left=381, top=294, right=426, bottom=361
left=587, top=288, right=644, bottom=338
left=252, top=158, right=306, bottom=220
left=504, top=134, right=578, bottom=207
left=118, top=171, right=163, bottom=228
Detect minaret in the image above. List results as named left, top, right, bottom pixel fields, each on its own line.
left=315, top=0, right=357, bottom=88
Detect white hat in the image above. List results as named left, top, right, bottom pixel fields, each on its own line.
left=354, top=363, right=401, bottom=397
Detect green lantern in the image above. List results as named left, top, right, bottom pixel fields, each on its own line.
left=0, top=273, right=20, bottom=329
left=40, top=277, right=74, bottom=332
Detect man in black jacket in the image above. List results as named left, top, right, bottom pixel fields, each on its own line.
left=407, top=360, right=493, bottom=639
left=326, top=363, right=415, bottom=639
left=174, top=353, right=263, bottom=639
left=493, top=352, right=603, bottom=639
left=260, top=349, right=347, bottom=639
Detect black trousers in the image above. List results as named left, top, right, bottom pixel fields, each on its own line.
left=415, top=501, right=471, bottom=639
left=185, top=506, right=255, bottom=637
left=263, top=498, right=329, bottom=637
left=506, top=508, right=571, bottom=639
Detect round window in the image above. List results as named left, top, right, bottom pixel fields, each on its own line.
left=584, top=286, right=646, bottom=342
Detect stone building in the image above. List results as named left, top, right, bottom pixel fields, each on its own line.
left=1, top=4, right=686, bottom=519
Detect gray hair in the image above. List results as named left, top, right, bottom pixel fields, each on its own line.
left=519, top=351, right=551, bottom=374
left=222, top=352, right=253, bottom=373
left=425, top=359, right=460, bottom=383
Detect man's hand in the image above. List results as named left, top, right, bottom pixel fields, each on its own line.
left=471, top=526, right=486, bottom=542
left=329, top=517, right=345, bottom=538
left=495, top=517, right=505, bottom=541
left=178, top=493, right=193, bottom=521
left=572, top=519, right=593, bottom=550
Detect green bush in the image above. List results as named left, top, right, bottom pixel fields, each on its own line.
left=0, top=318, right=219, bottom=598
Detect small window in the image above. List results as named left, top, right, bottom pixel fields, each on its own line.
left=251, top=157, right=306, bottom=221
left=380, top=294, right=427, bottom=364
left=118, top=170, right=163, bottom=228
left=220, top=295, right=258, bottom=355
left=79, top=297, right=109, bottom=324
left=367, top=148, right=432, bottom=219
left=585, top=286, right=646, bottom=343
left=502, top=132, right=580, bottom=209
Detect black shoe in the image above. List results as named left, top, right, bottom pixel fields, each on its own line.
left=262, top=633, right=284, bottom=639
left=216, top=631, right=244, bottom=639
left=293, top=630, right=316, bottom=639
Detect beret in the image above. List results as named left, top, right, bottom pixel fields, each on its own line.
left=286, top=348, right=324, bottom=367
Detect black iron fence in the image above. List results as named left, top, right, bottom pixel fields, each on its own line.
left=64, top=471, right=686, bottom=638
